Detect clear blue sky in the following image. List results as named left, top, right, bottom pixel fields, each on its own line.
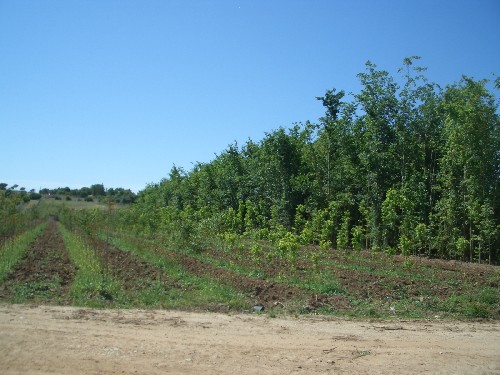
left=1, top=0, right=499, bottom=193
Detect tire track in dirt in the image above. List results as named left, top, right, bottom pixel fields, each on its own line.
left=0, top=220, right=76, bottom=303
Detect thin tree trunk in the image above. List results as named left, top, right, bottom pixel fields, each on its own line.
left=469, top=222, right=473, bottom=263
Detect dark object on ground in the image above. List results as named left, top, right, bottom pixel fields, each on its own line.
left=253, top=305, right=265, bottom=312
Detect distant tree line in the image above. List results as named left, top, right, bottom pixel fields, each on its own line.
left=126, top=58, right=499, bottom=263
left=39, top=184, right=136, bottom=204
left=0, top=182, right=136, bottom=205
left=0, top=183, right=41, bottom=202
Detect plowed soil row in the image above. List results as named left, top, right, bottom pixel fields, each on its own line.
left=156, top=247, right=351, bottom=311
left=89, top=236, right=180, bottom=292
left=104, top=233, right=351, bottom=310
left=0, top=220, right=75, bottom=303
left=186, top=246, right=427, bottom=305
left=92, top=235, right=303, bottom=308
left=203, top=245, right=499, bottom=303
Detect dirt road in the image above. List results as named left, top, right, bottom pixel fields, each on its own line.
left=0, top=304, right=498, bottom=374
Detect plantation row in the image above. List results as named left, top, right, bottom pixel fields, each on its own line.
left=0, top=216, right=498, bottom=319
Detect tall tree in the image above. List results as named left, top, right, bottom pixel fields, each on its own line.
left=355, top=61, right=400, bottom=249
left=435, top=77, right=499, bottom=261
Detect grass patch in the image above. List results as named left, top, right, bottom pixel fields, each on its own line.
left=10, top=278, right=62, bottom=303
left=439, top=291, right=499, bottom=319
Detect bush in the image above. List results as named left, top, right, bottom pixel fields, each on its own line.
left=351, top=225, right=364, bottom=251
left=29, top=192, right=42, bottom=200
left=276, top=231, right=300, bottom=268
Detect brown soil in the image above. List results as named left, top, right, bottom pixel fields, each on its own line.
left=0, top=221, right=75, bottom=303
left=89, top=236, right=180, bottom=292
left=177, top=252, right=303, bottom=303
left=0, top=304, right=498, bottom=375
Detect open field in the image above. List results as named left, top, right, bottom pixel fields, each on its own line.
left=39, top=197, right=110, bottom=210
left=0, top=219, right=499, bottom=318
left=0, top=219, right=499, bottom=374
left=0, top=304, right=499, bottom=375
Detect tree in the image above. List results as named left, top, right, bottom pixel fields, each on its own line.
left=354, top=61, right=400, bottom=249
left=90, top=184, right=105, bottom=196
left=434, top=77, right=499, bottom=261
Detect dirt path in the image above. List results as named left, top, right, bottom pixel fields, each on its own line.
left=0, top=304, right=498, bottom=374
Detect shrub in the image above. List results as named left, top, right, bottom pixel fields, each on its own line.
left=351, top=225, right=364, bottom=251
left=29, top=192, right=42, bottom=200
left=276, top=231, right=300, bottom=269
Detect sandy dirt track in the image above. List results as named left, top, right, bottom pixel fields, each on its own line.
left=0, top=304, right=498, bottom=375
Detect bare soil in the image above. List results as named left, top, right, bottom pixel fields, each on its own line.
left=0, top=304, right=498, bottom=375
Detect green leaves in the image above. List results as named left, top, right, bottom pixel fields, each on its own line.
left=127, top=58, right=499, bottom=263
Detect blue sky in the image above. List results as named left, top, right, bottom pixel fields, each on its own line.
left=1, top=0, right=499, bottom=193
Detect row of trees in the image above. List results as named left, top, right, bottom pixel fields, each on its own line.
left=124, top=58, right=499, bottom=263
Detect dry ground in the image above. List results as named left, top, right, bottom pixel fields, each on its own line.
left=0, top=304, right=498, bottom=375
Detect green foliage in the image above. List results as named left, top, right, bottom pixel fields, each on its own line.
left=398, top=235, right=412, bottom=257
left=337, top=211, right=350, bottom=251
left=414, top=223, right=428, bottom=256
left=40, top=184, right=136, bottom=204
left=350, top=225, right=364, bottom=251
left=0, top=188, right=41, bottom=237
left=29, top=192, right=42, bottom=200
left=440, top=293, right=493, bottom=318
left=319, top=239, right=332, bottom=253
left=249, top=243, right=264, bottom=263
left=124, top=58, right=499, bottom=264
left=300, top=226, right=314, bottom=245
left=276, top=231, right=300, bottom=268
